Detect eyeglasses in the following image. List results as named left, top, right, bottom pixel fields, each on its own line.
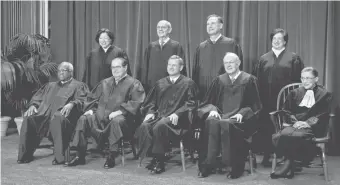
left=157, top=26, right=168, bottom=30
left=223, top=62, right=236, bottom=65
left=58, top=69, right=69, bottom=73
left=301, top=77, right=316, bottom=81
left=111, top=66, right=123, bottom=70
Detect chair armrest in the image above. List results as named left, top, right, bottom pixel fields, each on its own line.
left=313, top=137, right=329, bottom=143
left=269, top=110, right=287, bottom=133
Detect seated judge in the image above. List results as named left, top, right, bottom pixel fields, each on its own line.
left=139, top=20, right=186, bottom=93
left=197, top=52, right=262, bottom=179
left=270, top=67, right=333, bottom=179
left=17, top=62, right=89, bottom=165
left=66, top=57, right=145, bottom=169
left=135, top=55, right=199, bottom=174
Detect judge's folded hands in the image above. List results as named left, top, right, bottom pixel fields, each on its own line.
left=168, top=113, right=178, bottom=126
left=230, top=113, right=243, bottom=123
left=144, top=113, right=155, bottom=122
left=24, top=106, right=38, bottom=117
left=60, top=103, right=74, bottom=117
left=109, top=110, right=123, bottom=120
left=83, top=110, right=94, bottom=116
left=293, top=121, right=311, bottom=129
left=208, top=110, right=221, bottom=120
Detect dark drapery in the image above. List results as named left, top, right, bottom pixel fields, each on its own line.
left=50, top=1, right=340, bottom=154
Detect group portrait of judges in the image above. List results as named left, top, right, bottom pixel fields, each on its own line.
left=17, top=14, right=333, bottom=180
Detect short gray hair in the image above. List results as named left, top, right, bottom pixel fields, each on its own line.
left=158, top=20, right=172, bottom=30
left=223, top=52, right=240, bottom=63
left=59, top=61, right=74, bottom=72
left=168, top=55, right=184, bottom=66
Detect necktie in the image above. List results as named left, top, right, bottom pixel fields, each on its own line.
left=171, top=79, right=175, bottom=84
left=231, top=78, right=235, bottom=84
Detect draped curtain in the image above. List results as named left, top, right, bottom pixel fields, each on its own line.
left=50, top=1, right=340, bottom=154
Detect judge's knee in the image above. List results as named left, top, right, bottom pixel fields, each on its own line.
left=75, top=115, right=91, bottom=130
left=152, top=119, right=168, bottom=133
left=53, top=111, right=67, bottom=120
left=109, top=116, right=126, bottom=127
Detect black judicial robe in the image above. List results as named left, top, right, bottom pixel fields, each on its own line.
left=192, top=36, right=243, bottom=99
left=72, top=75, right=145, bottom=151
left=272, top=85, right=332, bottom=161
left=18, top=79, right=89, bottom=162
left=135, top=75, right=199, bottom=159
left=197, top=72, right=262, bottom=169
left=82, top=45, right=131, bottom=90
left=252, top=49, right=304, bottom=153
left=139, top=39, right=186, bottom=93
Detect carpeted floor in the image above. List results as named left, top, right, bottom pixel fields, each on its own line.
left=1, top=128, right=339, bottom=185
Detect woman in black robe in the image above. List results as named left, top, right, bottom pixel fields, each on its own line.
left=252, top=28, right=304, bottom=165
left=82, top=28, right=131, bottom=90
left=270, top=67, right=333, bottom=179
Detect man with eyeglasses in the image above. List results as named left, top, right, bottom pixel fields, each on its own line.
left=192, top=14, right=243, bottom=100
left=83, top=28, right=131, bottom=90
left=197, top=52, right=262, bottom=179
left=135, top=55, right=199, bottom=174
left=139, top=20, right=186, bottom=94
left=252, top=28, right=304, bottom=166
left=17, top=62, right=89, bottom=165
left=66, top=57, right=145, bottom=169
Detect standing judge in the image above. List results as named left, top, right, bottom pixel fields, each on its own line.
left=139, top=20, right=186, bottom=93
left=17, top=62, right=89, bottom=165
left=83, top=28, right=131, bottom=90
left=252, top=28, right=304, bottom=166
left=197, top=52, right=262, bottom=179
left=192, top=14, right=243, bottom=99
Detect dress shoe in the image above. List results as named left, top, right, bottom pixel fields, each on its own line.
left=64, top=156, right=85, bottom=167
left=270, top=170, right=294, bottom=179
left=104, top=156, right=115, bottom=169
left=145, top=157, right=157, bottom=170
left=151, top=161, right=165, bottom=174
left=198, top=167, right=211, bottom=178
left=227, top=171, right=242, bottom=179
left=17, top=158, right=33, bottom=164
left=52, top=158, right=64, bottom=165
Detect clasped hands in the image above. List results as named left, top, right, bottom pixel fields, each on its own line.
left=24, top=103, right=74, bottom=117
left=143, top=113, right=179, bottom=126
left=292, top=121, right=310, bottom=129
left=208, top=110, right=243, bottom=123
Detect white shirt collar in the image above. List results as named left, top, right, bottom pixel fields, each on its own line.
left=102, top=46, right=111, bottom=53
left=210, top=34, right=222, bottom=42
left=229, top=71, right=241, bottom=81
left=115, top=74, right=127, bottom=84
left=169, top=75, right=180, bottom=83
left=60, top=77, right=73, bottom=84
left=159, top=37, right=170, bottom=45
left=272, top=47, right=285, bottom=57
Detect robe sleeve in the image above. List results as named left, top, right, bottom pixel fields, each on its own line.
left=82, top=52, right=92, bottom=88
left=291, top=54, right=304, bottom=82
left=27, top=83, right=51, bottom=109
left=120, top=80, right=145, bottom=116
left=83, top=81, right=104, bottom=113
left=141, top=84, right=158, bottom=116
left=174, top=81, right=199, bottom=117
left=192, top=46, right=201, bottom=83
left=141, top=45, right=150, bottom=86
left=197, top=77, right=221, bottom=118
left=178, top=44, right=187, bottom=76
left=237, top=76, right=262, bottom=120
left=305, top=93, right=333, bottom=127
left=69, top=82, right=90, bottom=112
left=235, top=42, right=244, bottom=70
left=251, top=57, right=262, bottom=78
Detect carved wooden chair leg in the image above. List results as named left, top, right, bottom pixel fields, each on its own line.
left=180, top=140, right=186, bottom=172
left=121, top=139, right=125, bottom=167
left=272, top=153, right=277, bottom=173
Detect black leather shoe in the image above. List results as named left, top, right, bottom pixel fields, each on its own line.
left=151, top=161, right=165, bottom=174
left=104, top=156, right=115, bottom=169
left=64, top=156, right=85, bottom=167
left=17, top=158, right=32, bottom=164
left=198, top=167, right=211, bottom=178
left=145, top=157, right=157, bottom=170
left=227, top=171, right=242, bottom=179
left=270, top=171, right=294, bottom=179
left=52, top=158, right=64, bottom=165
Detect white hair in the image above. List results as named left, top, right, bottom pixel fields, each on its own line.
left=158, top=20, right=172, bottom=30
left=59, top=61, right=74, bottom=72
left=223, top=52, right=241, bottom=63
